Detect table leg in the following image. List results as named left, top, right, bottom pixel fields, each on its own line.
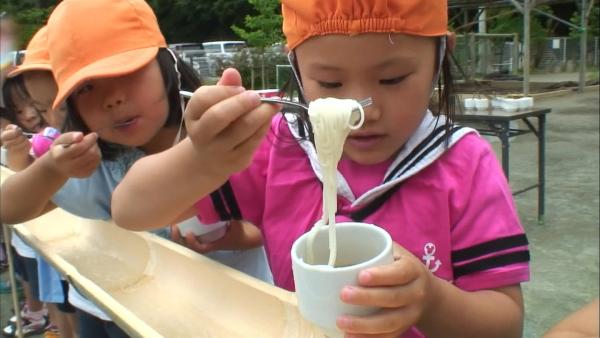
left=538, top=114, right=546, bottom=225
left=499, top=121, right=510, bottom=180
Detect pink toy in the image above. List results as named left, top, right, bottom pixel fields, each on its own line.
left=31, top=127, right=61, bottom=158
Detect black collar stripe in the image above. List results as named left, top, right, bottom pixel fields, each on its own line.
left=384, top=124, right=448, bottom=183
left=452, top=234, right=529, bottom=263
left=392, top=126, right=464, bottom=181
left=352, top=126, right=471, bottom=208
left=453, top=250, right=530, bottom=279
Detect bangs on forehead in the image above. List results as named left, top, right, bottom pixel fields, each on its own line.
left=10, top=77, right=32, bottom=103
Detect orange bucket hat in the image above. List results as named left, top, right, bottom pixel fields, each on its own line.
left=46, top=0, right=167, bottom=109
left=7, top=26, right=51, bottom=78
left=282, top=0, right=448, bottom=50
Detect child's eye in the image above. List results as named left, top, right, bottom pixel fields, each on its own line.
left=317, top=81, right=342, bottom=89
left=75, top=83, right=94, bottom=96
left=379, top=75, right=408, bottom=85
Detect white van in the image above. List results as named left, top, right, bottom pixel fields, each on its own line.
left=202, top=41, right=246, bottom=57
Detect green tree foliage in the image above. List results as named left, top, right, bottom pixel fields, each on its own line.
left=487, top=6, right=557, bottom=67
left=569, top=1, right=599, bottom=38
left=0, top=0, right=53, bottom=49
left=231, top=0, right=283, bottom=49
left=149, top=0, right=254, bottom=43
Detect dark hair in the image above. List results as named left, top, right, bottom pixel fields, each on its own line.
left=434, top=37, right=457, bottom=146
left=2, top=75, right=46, bottom=133
left=279, top=36, right=456, bottom=147
left=64, top=48, right=202, bottom=160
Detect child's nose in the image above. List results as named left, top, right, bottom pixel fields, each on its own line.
left=362, top=102, right=381, bottom=122
left=24, top=106, right=39, bottom=119
left=103, top=92, right=125, bottom=111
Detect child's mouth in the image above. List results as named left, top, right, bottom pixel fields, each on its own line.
left=346, top=134, right=384, bottom=149
left=114, top=117, right=137, bottom=128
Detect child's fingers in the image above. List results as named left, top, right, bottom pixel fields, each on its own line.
left=1, top=126, right=25, bottom=142
left=170, top=225, right=182, bottom=242
left=191, top=91, right=264, bottom=145
left=336, top=307, right=414, bottom=337
left=340, top=282, right=423, bottom=308
left=54, top=132, right=98, bottom=159
left=217, top=68, right=243, bottom=86
left=53, top=131, right=84, bottom=148
left=183, top=232, right=212, bottom=253
left=184, top=85, right=245, bottom=122
left=216, top=102, right=280, bottom=151
left=357, top=257, right=419, bottom=287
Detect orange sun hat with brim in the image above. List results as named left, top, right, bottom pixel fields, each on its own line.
left=7, top=26, right=51, bottom=78
left=46, top=0, right=167, bottom=109
left=282, top=0, right=448, bottom=50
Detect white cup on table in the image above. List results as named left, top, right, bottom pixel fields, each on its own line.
left=291, top=222, right=393, bottom=338
left=176, top=216, right=227, bottom=243
left=463, top=98, right=476, bottom=110
left=474, top=98, right=489, bottom=110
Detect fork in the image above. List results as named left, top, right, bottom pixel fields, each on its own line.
left=260, top=97, right=373, bottom=112
left=179, top=90, right=373, bottom=112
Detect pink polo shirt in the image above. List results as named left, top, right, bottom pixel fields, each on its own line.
left=196, top=116, right=529, bottom=336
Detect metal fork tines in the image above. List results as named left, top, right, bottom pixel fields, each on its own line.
left=260, top=97, right=372, bottom=111
left=179, top=90, right=373, bottom=112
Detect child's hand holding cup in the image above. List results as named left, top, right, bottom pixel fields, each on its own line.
left=291, top=222, right=393, bottom=337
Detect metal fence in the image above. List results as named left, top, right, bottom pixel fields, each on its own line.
left=453, top=33, right=520, bottom=80
left=452, top=33, right=599, bottom=80
left=537, top=36, right=599, bottom=72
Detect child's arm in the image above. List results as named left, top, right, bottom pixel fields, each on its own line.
left=112, top=68, right=280, bottom=231
left=1, top=125, right=34, bottom=171
left=0, top=132, right=100, bottom=224
left=542, top=299, right=599, bottom=338
left=335, top=243, right=524, bottom=338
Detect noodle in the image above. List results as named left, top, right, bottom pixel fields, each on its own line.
left=306, top=98, right=364, bottom=266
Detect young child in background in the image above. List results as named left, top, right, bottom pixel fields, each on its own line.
left=0, top=0, right=271, bottom=336
left=113, top=1, right=530, bottom=337
left=1, top=26, right=77, bottom=338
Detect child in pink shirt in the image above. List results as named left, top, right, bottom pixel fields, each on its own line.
left=113, top=1, right=529, bottom=337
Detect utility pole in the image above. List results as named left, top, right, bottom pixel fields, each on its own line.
left=523, top=0, right=531, bottom=95
left=579, top=0, right=588, bottom=93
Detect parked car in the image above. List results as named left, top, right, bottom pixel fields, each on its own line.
left=202, top=41, right=246, bottom=58
left=169, top=43, right=203, bottom=55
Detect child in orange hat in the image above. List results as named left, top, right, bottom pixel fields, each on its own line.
left=1, top=26, right=79, bottom=338
left=1, top=0, right=272, bottom=336
left=114, top=1, right=528, bottom=337
left=1, top=26, right=66, bottom=170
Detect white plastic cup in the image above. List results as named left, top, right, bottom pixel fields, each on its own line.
left=176, top=217, right=227, bottom=243
left=291, top=222, right=393, bottom=338
left=520, top=97, right=534, bottom=109
left=491, top=97, right=503, bottom=109
left=463, top=98, right=475, bottom=110
left=500, top=98, right=518, bottom=112
left=474, top=98, right=489, bottom=110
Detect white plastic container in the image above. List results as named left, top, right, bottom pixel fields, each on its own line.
left=463, top=98, right=475, bottom=110
left=491, top=97, right=503, bottom=109
left=176, top=217, right=227, bottom=243
left=518, top=97, right=534, bottom=109
left=500, top=98, right=518, bottom=112
left=474, top=98, right=489, bottom=110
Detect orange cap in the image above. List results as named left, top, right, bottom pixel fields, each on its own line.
left=47, top=0, right=167, bottom=109
left=7, top=26, right=51, bottom=78
left=282, top=0, right=448, bottom=50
